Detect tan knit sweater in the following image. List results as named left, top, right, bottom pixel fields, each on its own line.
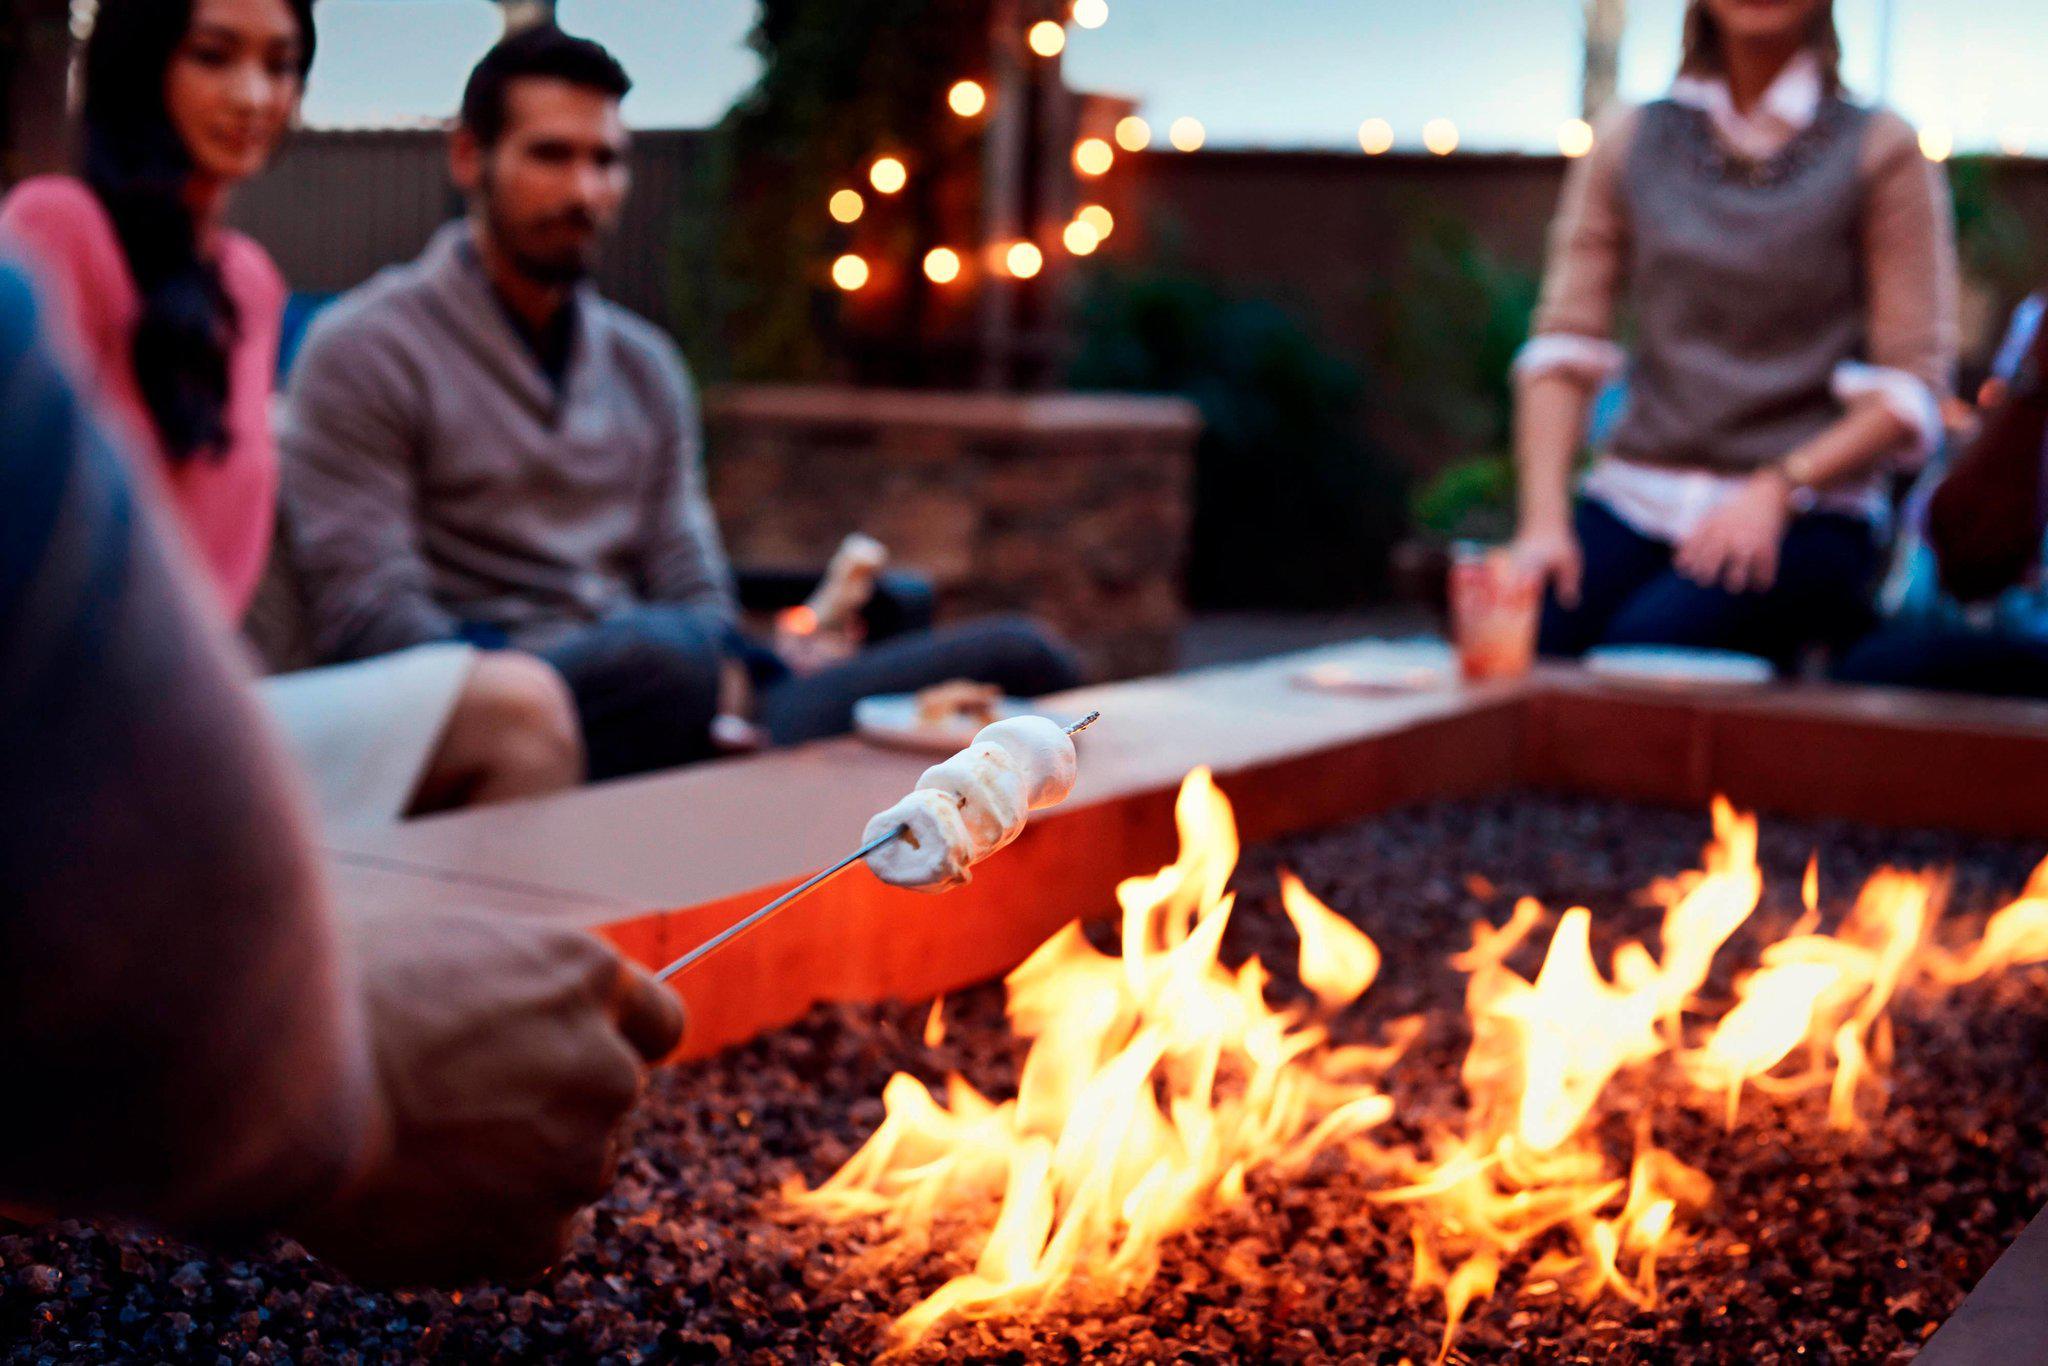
left=1534, top=100, right=1959, bottom=426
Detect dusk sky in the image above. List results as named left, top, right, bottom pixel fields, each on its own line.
left=304, top=1, right=2048, bottom=154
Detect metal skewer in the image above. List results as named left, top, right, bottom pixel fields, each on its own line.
left=654, top=711, right=1100, bottom=982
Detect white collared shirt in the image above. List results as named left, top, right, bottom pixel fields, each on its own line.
left=1668, top=48, right=1823, bottom=163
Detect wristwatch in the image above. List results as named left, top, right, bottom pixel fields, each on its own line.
left=1771, top=451, right=1821, bottom=513
left=1779, top=448, right=1822, bottom=491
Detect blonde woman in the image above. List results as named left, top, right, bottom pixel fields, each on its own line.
left=1512, top=0, right=1957, bottom=667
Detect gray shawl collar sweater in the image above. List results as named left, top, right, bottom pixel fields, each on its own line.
left=280, top=220, right=734, bottom=662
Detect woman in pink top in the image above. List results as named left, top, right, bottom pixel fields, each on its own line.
left=2, top=0, right=581, bottom=821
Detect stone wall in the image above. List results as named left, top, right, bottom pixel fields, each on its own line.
left=704, top=386, right=1200, bottom=682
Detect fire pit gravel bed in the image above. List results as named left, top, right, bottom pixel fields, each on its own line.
left=5, top=793, right=2047, bottom=1364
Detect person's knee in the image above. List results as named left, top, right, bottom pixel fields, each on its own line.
left=462, top=651, right=585, bottom=791
left=966, top=616, right=1085, bottom=694
left=557, top=622, right=724, bottom=719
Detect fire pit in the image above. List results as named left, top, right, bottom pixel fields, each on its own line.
left=7, top=658, right=2048, bottom=1361
left=7, top=789, right=2046, bottom=1361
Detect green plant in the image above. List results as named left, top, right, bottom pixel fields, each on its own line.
left=1369, top=203, right=1541, bottom=470
left=1413, top=453, right=1515, bottom=541
left=1070, top=270, right=1408, bottom=609
left=1950, top=156, right=2042, bottom=304
left=680, top=0, right=994, bottom=383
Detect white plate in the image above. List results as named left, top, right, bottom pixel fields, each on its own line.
left=853, top=693, right=1085, bottom=755
left=1292, top=641, right=1458, bottom=696
left=1583, top=646, right=1774, bottom=688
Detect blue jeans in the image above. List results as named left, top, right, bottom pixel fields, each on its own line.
left=540, top=606, right=1085, bottom=782
left=1539, top=498, right=1881, bottom=668
left=1834, top=621, right=2048, bottom=699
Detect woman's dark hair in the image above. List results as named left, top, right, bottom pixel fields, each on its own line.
left=1680, top=0, right=1841, bottom=96
left=460, top=24, right=630, bottom=149
left=80, top=0, right=315, bottom=464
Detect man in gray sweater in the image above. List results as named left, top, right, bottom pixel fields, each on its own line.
left=280, top=27, right=1077, bottom=781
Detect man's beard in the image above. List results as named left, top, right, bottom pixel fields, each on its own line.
left=483, top=194, right=604, bottom=287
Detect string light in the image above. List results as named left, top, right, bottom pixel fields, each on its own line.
left=1074, top=137, right=1114, bottom=176
left=1071, top=0, right=1108, bottom=29
left=923, top=247, right=962, bottom=284
left=1062, top=219, right=1101, bottom=256
left=831, top=254, right=870, bottom=291
left=1423, top=118, right=1459, bottom=156
left=1558, top=118, right=1595, bottom=158
left=2001, top=127, right=2030, bottom=158
left=869, top=156, right=908, bottom=193
left=1077, top=204, right=1114, bottom=240
left=1357, top=118, right=1394, bottom=155
left=1027, top=20, right=1065, bottom=57
left=1918, top=125, right=1954, bottom=162
left=828, top=189, right=864, bottom=223
left=1115, top=115, right=1152, bottom=152
left=1168, top=116, right=1205, bottom=152
left=1005, top=241, right=1044, bottom=278
left=947, top=80, right=987, bottom=118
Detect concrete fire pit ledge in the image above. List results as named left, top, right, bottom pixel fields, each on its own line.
left=323, top=644, right=2048, bottom=1063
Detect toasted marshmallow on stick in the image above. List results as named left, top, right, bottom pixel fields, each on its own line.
left=864, top=715, right=1080, bottom=892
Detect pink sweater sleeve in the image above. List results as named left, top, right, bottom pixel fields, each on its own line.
left=0, top=177, right=137, bottom=396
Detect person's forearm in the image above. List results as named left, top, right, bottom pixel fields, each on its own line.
left=0, top=422, right=381, bottom=1230
left=1778, top=401, right=1915, bottom=493
left=1514, top=371, right=1596, bottom=531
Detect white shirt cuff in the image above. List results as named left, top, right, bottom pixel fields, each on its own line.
left=1513, top=334, right=1626, bottom=385
left=1832, top=361, right=1943, bottom=468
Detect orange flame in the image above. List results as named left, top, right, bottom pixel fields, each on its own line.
left=790, top=769, right=1398, bottom=1348
left=793, top=777, right=2048, bottom=1354
left=1280, top=870, right=1382, bottom=1010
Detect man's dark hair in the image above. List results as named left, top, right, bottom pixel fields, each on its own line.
left=459, top=25, right=631, bottom=146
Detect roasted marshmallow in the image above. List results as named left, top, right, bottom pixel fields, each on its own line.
left=863, top=716, right=1080, bottom=892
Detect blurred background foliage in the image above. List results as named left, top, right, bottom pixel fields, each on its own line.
left=1371, top=207, right=1539, bottom=547
left=1070, top=270, right=1408, bottom=609
left=677, top=0, right=990, bottom=384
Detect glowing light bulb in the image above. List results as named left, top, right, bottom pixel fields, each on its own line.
left=1006, top=240, right=1044, bottom=279
left=1073, top=137, right=1114, bottom=176
left=828, top=189, right=864, bottom=223
left=831, top=254, right=869, bottom=291
left=1115, top=115, right=1152, bottom=152
left=869, top=156, right=908, bottom=194
left=2001, top=127, right=2030, bottom=157
left=1076, top=204, right=1114, bottom=240
left=1169, top=116, right=1205, bottom=152
left=1072, top=0, right=1108, bottom=29
left=947, top=80, right=987, bottom=118
left=923, top=247, right=962, bottom=284
left=1919, top=125, right=1954, bottom=162
left=1027, top=20, right=1065, bottom=57
left=1358, top=118, right=1394, bottom=155
left=1063, top=219, right=1100, bottom=256
left=1423, top=118, right=1459, bottom=156
left=1559, top=118, right=1595, bottom=158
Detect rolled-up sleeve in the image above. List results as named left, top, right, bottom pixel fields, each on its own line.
left=1845, top=110, right=1960, bottom=466
left=1516, top=106, right=1640, bottom=385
